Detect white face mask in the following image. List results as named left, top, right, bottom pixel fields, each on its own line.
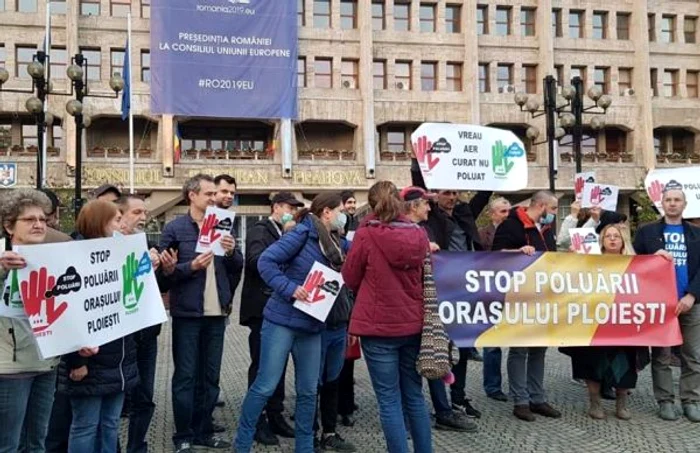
left=331, top=212, right=347, bottom=231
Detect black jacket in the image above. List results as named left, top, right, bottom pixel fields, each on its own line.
left=58, top=336, right=139, bottom=397
left=345, top=214, right=359, bottom=235
left=240, top=219, right=282, bottom=326
left=410, top=159, right=491, bottom=251
left=492, top=207, right=556, bottom=252
left=633, top=219, right=700, bottom=299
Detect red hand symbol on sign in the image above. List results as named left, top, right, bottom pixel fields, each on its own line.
left=575, top=177, right=584, bottom=198
left=302, top=270, right=326, bottom=303
left=590, top=186, right=604, bottom=205
left=412, top=135, right=440, bottom=171
left=571, top=233, right=590, bottom=253
left=200, top=214, right=221, bottom=244
left=20, top=267, right=68, bottom=333
left=648, top=180, right=665, bottom=204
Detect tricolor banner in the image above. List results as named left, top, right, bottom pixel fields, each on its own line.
left=433, top=252, right=682, bottom=347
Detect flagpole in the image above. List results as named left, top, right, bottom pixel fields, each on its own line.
left=127, top=11, right=134, bottom=194
left=42, top=2, right=50, bottom=188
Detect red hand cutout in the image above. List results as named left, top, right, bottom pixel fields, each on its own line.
left=200, top=214, right=221, bottom=244
left=302, top=270, right=326, bottom=303
left=20, top=267, right=68, bottom=333
left=571, top=233, right=591, bottom=253
left=412, top=135, right=440, bottom=171
left=648, top=180, right=665, bottom=204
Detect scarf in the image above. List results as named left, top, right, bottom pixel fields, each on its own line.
left=309, top=214, right=345, bottom=271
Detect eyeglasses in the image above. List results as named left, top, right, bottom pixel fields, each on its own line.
left=17, top=217, right=47, bottom=225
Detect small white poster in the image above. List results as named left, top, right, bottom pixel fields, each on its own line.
left=575, top=171, right=596, bottom=201
left=569, top=228, right=602, bottom=255
left=645, top=166, right=700, bottom=219
left=195, top=206, right=236, bottom=256
left=293, top=261, right=345, bottom=322
left=581, top=183, right=619, bottom=211
left=14, top=234, right=168, bottom=358
left=410, top=123, right=528, bottom=192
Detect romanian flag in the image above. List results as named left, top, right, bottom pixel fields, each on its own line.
left=173, top=124, right=182, bottom=164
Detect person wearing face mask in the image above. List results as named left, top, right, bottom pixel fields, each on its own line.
left=492, top=191, right=562, bottom=422
left=239, top=191, right=303, bottom=446
left=234, top=193, right=349, bottom=453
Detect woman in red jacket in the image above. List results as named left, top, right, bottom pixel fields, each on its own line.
left=342, top=181, right=431, bottom=453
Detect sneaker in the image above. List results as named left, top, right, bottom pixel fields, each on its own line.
left=321, top=433, right=357, bottom=452
left=658, top=401, right=680, bottom=421
left=268, top=413, right=295, bottom=438
left=254, top=424, right=280, bottom=446
left=435, top=411, right=478, bottom=432
left=212, top=423, right=226, bottom=434
left=487, top=391, right=508, bottom=402
left=683, top=403, right=700, bottom=423
left=452, top=400, right=482, bottom=419
left=513, top=405, right=535, bottom=422
left=192, top=435, right=231, bottom=449
left=174, top=441, right=192, bottom=453
left=530, top=402, right=561, bottom=418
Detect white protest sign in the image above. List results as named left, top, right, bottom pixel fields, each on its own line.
left=569, top=228, right=601, bottom=255
left=581, top=183, right=619, bottom=211
left=14, top=234, right=167, bottom=358
left=645, top=166, right=700, bottom=219
left=575, top=171, right=596, bottom=201
left=293, top=261, right=345, bottom=322
left=195, top=206, right=236, bottom=256
left=410, top=123, right=528, bottom=191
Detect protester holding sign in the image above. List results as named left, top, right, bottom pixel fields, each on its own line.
left=492, top=191, right=562, bottom=422
left=342, top=181, right=432, bottom=453
left=58, top=200, right=139, bottom=453
left=556, top=202, right=599, bottom=251
left=235, top=193, right=349, bottom=453
left=634, top=184, right=700, bottom=423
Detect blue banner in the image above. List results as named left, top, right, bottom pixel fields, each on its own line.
left=150, top=0, right=298, bottom=119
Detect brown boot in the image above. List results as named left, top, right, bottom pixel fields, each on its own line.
left=616, top=390, right=631, bottom=420
left=513, top=404, right=536, bottom=422
left=588, top=394, right=605, bottom=420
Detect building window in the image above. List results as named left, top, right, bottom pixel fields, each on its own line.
left=49, top=47, right=67, bottom=79
left=21, top=125, right=38, bottom=148
left=314, top=58, right=332, bottom=88
left=445, top=5, right=461, bottom=33
left=592, top=12, right=607, bottom=39
left=661, top=15, right=676, bottom=43
left=521, top=8, right=536, bottom=37
left=395, top=2, right=410, bottom=32
left=687, top=70, right=698, bottom=98
left=0, top=124, right=10, bottom=148
left=594, top=67, right=609, bottom=93
left=80, top=48, right=101, bottom=81
left=419, top=3, right=436, bottom=33
left=479, top=63, right=489, bottom=92
left=110, top=0, right=130, bottom=17
left=0, top=1, right=4, bottom=11
left=420, top=62, right=436, bottom=91
left=552, top=9, right=562, bottom=37
left=111, top=49, right=125, bottom=76
left=340, top=0, right=357, bottom=30
left=313, top=0, right=331, bottom=29
left=522, top=65, right=537, bottom=94
left=16, top=46, right=35, bottom=78
left=373, top=60, right=386, bottom=89
left=685, top=17, right=697, bottom=44
left=495, top=7, right=511, bottom=36
left=387, top=129, right=406, bottom=152
left=372, top=1, right=385, bottom=31
left=497, top=64, right=513, bottom=90
left=663, top=69, right=678, bottom=97
left=140, top=0, right=149, bottom=18
left=341, top=59, right=359, bottom=89
left=650, top=68, right=658, bottom=96
left=648, top=14, right=656, bottom=41
left=141, top=50, right=150, bottom=83
left=298, top=0, right=305, bottom=27
left=395, top=61, right=411, bottom=89
left=52, top=125, right=62, bottom=150
left=581, top=134, right=597, bottom=156
left=80, top=0, right=100, bottom=15
left=569, top=10, right=584, bottom=39
left=297, top=57, right=306, bottom=87
left=477, top=5, right=487, bottom=35
left=446, top=62, right=462, bottom=92
left=618, top=68, right=632, bottom=94
left=17, top=0, right=37, bottom=13
left=616, top=13, right=630, bottom=40
left=0, top=45, right=5, bottom=68
left=51, top=0, right=67, bottom=14
left=571, top=66, right=586, bottom=86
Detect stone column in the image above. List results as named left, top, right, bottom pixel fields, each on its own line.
left=631, top=0, right=655, bottom=170
left=358, top=0, right=375, bottom=177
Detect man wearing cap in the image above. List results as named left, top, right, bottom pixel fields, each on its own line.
left=634, top=182, right=700, bottom=422
left=93, top=184, right=122, bottom=202
left=240, top=191, right=303, bottom=445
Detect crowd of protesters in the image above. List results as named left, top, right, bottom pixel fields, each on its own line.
left=1, top=157, right=700, bottom=453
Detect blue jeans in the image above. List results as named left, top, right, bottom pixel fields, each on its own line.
left=69, top=392, right=125, bottom=453
left=507, top=347, right=546, bottom=406
left=362, top=335, right=432, bottom=453
left=427, top=378, right=452, bottom=417
left=235, top=319, right=322, bottom=453
left=319, top=327, right=347, bottom=384
left=0, top=370, right=56, bottom=453
left=171, top=316, right=226, bottom=444
left=483, top=347, right=503, bottom=396
left=127, top=328, right=159, bottom=453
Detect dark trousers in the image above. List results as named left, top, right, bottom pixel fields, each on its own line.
left=314, top=327, right=347, bottom=435
left=450, top=347, right=470, bottom=405
left=171, top=316, right=226, bottom=445
left=337, top=360, right=355, bottom=416
left=46, top=382, right=72, bottom=453
left=247, top=318, right=286, bottom=417
left=127, top=328, right=159, bottom=453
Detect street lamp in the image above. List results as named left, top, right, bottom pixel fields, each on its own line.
left=513, top=75, right=613, bottom=190
left=65, top=53, right=123, bottom=217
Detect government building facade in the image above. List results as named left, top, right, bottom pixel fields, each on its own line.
left=1, top=0, right=699, bottom=240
